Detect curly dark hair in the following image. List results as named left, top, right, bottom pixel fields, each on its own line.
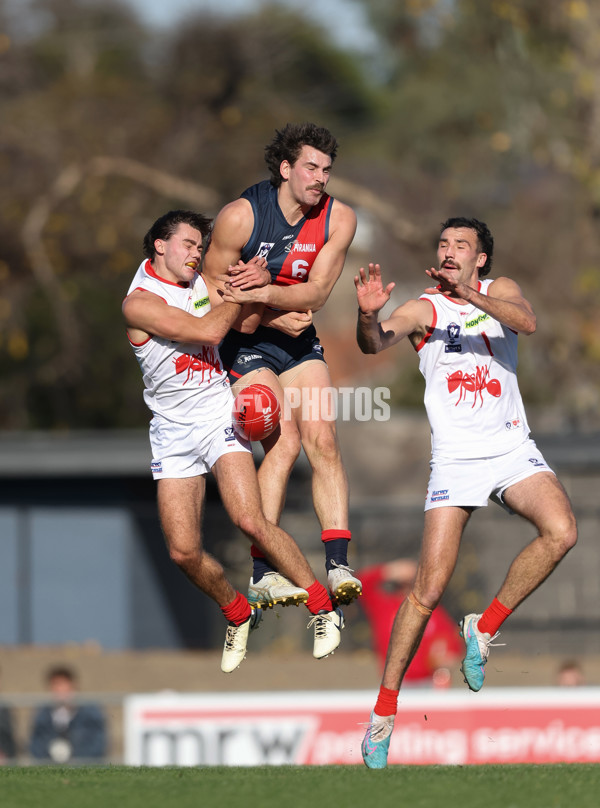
left=440, top=217, right=494, bottom=277
left=143, top=210, right=212, bottom=260
left=264, top=122, right=338, bottom=187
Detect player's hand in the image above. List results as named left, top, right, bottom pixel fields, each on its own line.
left=265, top=310, right=313, bottom=337
left=227, top=256, right=271, bottom=290
left=221, top=280, right=259, bottom=304
left=424, top=266, right=467, bottom=297
left=354, top=263, right=395, bottom=314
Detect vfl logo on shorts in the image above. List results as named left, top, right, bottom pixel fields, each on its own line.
left=311, top=343, right=324, bottom=355
left=431, top=489, right=449, bottom=502
left=224, top=427, right=236, bottom=443
left=505, top=419, right=522, bottom=430
left=528, top=457, right=545, bottom=468
left=151, top=461, right=163, bottom=474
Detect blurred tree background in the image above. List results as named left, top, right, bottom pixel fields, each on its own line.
left=2, top=0, right=600, bottom=431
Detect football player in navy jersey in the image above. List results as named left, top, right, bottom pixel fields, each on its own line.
left=203, top=123, right=362, bottom=614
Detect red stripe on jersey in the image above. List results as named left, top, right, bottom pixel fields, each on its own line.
left=275, top=196, right=332, bottom=286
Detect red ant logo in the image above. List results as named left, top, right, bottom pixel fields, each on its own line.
left=173, top=347, right=221, bottom=384
left=447, top=366, right=501, bottom=408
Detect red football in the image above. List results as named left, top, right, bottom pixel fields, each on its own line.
left=232, top=383, right=281, bottom=441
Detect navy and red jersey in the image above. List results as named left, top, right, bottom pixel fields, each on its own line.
left=218, top=180, right=333, bottom=377
left=240, top=180, right=333, bottom=286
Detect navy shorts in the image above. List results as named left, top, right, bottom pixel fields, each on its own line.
left=219, top=325, right=326, bottom=382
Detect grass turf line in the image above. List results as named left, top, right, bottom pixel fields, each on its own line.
left=1, top=763, right=600, bottom=808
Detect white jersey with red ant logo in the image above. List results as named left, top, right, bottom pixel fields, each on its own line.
left=126, top=260, right=232, bottom=424
left=416, top=278, right=530, bottom=460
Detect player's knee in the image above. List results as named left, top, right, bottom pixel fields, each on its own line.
left=556, top=512, right=578, bottom=556
left=168, top=545, right=201, bottom=572
left=266, top=427, right=301, bottom=463
left=543, top=511, right=577, bottom=560
left=231, top=508, right=266, bottom=541
left=304, top=425, right=340, bottom=464
left=415, top=585, right=442, bottom=611
left=414, top=575, right=446, bottom=610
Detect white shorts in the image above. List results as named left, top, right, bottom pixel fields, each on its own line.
left=424, top=438, right=554, bottom=512
left=149, top=410, right=251, bottom=479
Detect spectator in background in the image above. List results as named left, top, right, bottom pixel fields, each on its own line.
left=29, top=666, right=107, bottom=763
left=557, top=659, right=585, bottom=687
left=359, top=559, right=461, bottom=688
left=0, top=667, right=17, bottom=764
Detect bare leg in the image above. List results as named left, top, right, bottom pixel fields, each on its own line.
left=286, top=361, right=349, bottom=530
left=212, top=451, right=317, bottom=590
left=157, top=476, right=237, bottom=607
left=381, top=506, right=470, bottom=690
left=495, top=472, right=577, bottom=609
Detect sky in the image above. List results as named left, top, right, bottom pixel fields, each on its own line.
left=122, top=0, right=377, bottom=52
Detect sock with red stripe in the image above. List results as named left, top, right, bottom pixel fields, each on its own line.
left=221, top=592, right=252, bottom=626
left=374, top=686, right=399, bottom=717
left=478, top=597, right=512, bottom=636
left=321, top=529, right=352, bottom=572
left=305, top=580, right=333, bottom=615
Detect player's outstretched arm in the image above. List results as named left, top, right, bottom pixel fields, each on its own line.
left=355, top=263, right=430, bottom=354
left=123, top=289, right=241, bottom=346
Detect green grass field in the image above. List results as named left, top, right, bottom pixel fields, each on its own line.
left=1, top=764, right=599, bottom=808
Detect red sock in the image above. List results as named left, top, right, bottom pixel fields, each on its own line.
left=305, top=581, right=333, bottom=615
left=374, top=686, right=399, bottom=717
left=321, top=529, right=352, bottom=542
left=478, top=597, right=512, bottom=636
left=221, top=592, right=252, bottom=626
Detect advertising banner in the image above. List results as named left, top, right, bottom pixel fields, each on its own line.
left=124, top=688, right=600, bottom=766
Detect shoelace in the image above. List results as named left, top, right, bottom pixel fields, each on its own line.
left=474, top=629, right=505, bottom=660
left=224, top=611, right=259, bottom=651
left=306, top=612, right=332, bottom=636
left=481, top=630, right=504, bottom=649
left=329, top=561, right=355, bottom=574
left=224, top=624, right=243, bottom=651
left=358, top=718, right=394, bottom=743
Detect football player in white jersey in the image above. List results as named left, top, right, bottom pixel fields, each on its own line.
left=356, top=217, right=577, bottom=769
left=122, top=210, right=344, bottom=674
